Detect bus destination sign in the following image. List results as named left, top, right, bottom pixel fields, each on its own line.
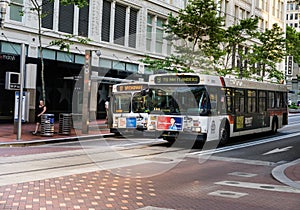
left=154, top=75, right=200, bottom=84
left=117, top=84, right=147, bottom=92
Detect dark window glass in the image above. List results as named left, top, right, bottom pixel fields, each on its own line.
left=129, top=9, right=137, bottom=48
left=59, top=4, right=74, bottom=34
left=78, top=1, right=89, bottom=37
left=101, top=0, right=111, bottom=42
left=42, top=0, right=54, bottom=29
left=114, top=4, right=126, bottom=45
left=247, top=90, right=256, bottom=113
left=258, top=91, right=267, bottom=112
left=234, top=89, right=245, bottom=113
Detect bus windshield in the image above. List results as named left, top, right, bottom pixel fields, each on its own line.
left=149, top=86, right=211, bottom=115
left=113, top=93, right=131, bottom=113
left=132, top=92, right=154, bottom=113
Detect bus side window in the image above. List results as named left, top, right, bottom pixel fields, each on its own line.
left=268, top=91, right=275, bottom=108
left=225, top=88, right=233, bottom=114
left=234, top=89, right=245, bottom=113
left=258, top=91, right=267, bottom=112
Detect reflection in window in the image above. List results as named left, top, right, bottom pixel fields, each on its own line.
left=234, top=89, right=245, bottom=113
left=247, top=90, right=256, bottom=113
left=113, top=93, right=131, bottom=113
left=258, top=91, right=267, bottom=112
left=268, top=92, right=275, bottom=108
left=132, top=92, right=153, bottom=113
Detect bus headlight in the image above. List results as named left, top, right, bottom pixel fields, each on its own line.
left=192, top=127, right=201, bottom=133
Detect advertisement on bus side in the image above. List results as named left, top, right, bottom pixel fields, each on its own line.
left=156, top=116, right=183, bottom=131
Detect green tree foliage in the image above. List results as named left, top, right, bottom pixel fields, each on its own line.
left=286, top=26, right=300, bottom=64
left=219, top=17, right=259, bottom=77
left=249, top=24, right=286, bottom=82
left=141, top=0, right=286, bottom=83
left=142, top=0, right=224, bottom=73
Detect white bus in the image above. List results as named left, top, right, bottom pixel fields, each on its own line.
left=110, top=82, right=152, bottom=136
left=144, top=73, right=288, bottom=145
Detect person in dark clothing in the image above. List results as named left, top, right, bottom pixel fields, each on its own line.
left=32, top=100, right=47, bottom=135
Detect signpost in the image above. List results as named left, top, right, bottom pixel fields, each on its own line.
left=82, top=50, right=91, bottom=134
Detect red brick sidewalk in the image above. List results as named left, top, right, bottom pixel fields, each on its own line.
left=0, top=119, right=111, bottom=144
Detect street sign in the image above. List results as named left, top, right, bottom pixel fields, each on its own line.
left=5, top=72, right=20, bottom=90
left=286, top=56, right=293, bottom=76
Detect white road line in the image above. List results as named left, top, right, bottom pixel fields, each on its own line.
left=198, top=155, right=275, bottom=166
left=215, top=181, right=300, bottom=194
left=189, top=132, right=300, bottom=156
left=208, top=190, right=248, bottom=198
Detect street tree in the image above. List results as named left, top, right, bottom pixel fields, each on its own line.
left=142, top=0, right=225, bottom=73
left=249, top=24, right=286, bottom=82
left=27, top=0, right=90, bottom=103
left=286, top=26, right=300, bottom=64
left=218, top=17, right=259, bottom=77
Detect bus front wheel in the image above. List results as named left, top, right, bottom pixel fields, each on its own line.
left=219, top=121, right=230, bottom=146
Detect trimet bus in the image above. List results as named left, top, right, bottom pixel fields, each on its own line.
left=110, top=82, right=152, bottom=136
left=144, top=73, right=288, bottom=145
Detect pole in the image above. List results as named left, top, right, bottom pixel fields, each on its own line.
left=17, top=43, right=25, bottom=140
left=82, top=50, right=91, bottom=134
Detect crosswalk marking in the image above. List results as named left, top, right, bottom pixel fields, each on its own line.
left=137, top=206, right=175, bottom=210
left=208, top=190, right=248, bottom=198
left=215, top=181, right=300, bottom=194
left=228, top=172, right=257, bottom=178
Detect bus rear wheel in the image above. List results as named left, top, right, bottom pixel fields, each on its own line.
left=219, top=121, right=230, bottom=146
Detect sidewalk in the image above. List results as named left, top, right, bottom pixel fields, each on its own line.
left=0, top=119, right=113, bottom=146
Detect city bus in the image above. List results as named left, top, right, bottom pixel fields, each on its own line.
left=110, top=82, right=152, bottom=136
left=144, top=73, right=288, bottom=145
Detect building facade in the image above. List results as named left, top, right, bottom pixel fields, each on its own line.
left=0, top=0, right=287, bottom=122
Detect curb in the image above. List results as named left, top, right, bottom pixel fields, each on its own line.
left=272, top=158, right=300, bottom=190
left=0, top=133, right=116, bottom=147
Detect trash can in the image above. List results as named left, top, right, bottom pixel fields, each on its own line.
left=41, top=114, right=55, bottom=136
left=59, top=113, right=72, bottom=135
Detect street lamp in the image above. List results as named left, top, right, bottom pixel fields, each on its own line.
left=0, top=0, right=9, bottom=28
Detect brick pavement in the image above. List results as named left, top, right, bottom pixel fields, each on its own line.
left=0, top=119, right=111, bottom=144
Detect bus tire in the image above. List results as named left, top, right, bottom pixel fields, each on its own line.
left=271, top=117, right=278, bottom=134
left=219, top=120, right=230, bottom=146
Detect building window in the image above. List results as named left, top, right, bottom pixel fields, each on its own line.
left=129, top=9, right=138, bottom=48
left=155, top=17, right=164, bottom=54
left=101, top=1, right=138, bottom=48
left=1, top=42, right=21, bottom=54
left=78, top=1, right=89, bottom=37
left=42, top=0, right=54, bottom=29
left=101, top=0, right=111, bottom=42
left=114, top=4, right=126, bottom=45
left=57, top=51, right=74, bottom=62
left=10, top=0, right=23, bottom=22
left=59, top=4, right=74, bottom=34
left=146, top=14, right=154, bottom=51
